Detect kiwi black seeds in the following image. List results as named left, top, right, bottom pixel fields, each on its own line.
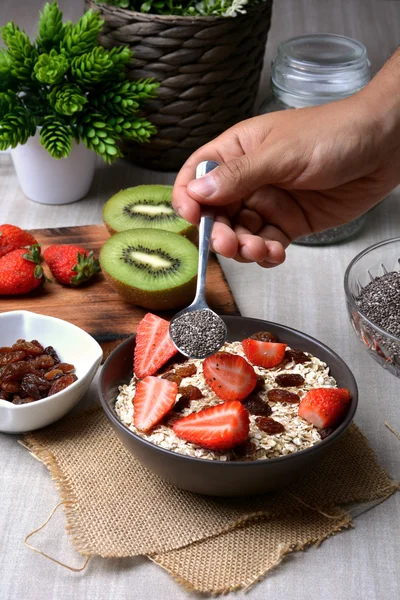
left=170, top=310, right=226, bottom=358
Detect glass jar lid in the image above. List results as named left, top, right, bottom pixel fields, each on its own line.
left=271, top=34, right=371, bottom=107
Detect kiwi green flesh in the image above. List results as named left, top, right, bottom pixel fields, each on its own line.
left=99, top=229, right=198, bottom=295
left=102, top=269, right=197, bottom=311
left=102, top=185, right=194, bottom=237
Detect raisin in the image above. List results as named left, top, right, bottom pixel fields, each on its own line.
left=44, top=346, right=60, bottom=364
left=57, top=363, right=75, bottom=374
left=48, top=374, right=77, bottom=396
left=274, top=373, right=305, bottom=387
left=163, top=412, right=181, bottom=427
left=161, top=372, right=182, bottom=386
left=20, top=374, right=51, bottom=400
left=20, top=384, right=40, bottom=401
left=0, top=351, right=26, bottom=365
left=267, top=388, right=300, bottom=403
left=0, top=364, right=8, bottom=381
left=178, top=385, right=203, bottom=400
left=0, top=341, right=77, bottom=399
left=12, top=340, right=43, bottom=356
left=172, top=396, right=191, bottom=413
left=254, top=375, right=266, bottom=392
left=1, top=381, right=21, bottom=394
left=255, top=417, right=285, bottom=434
left=175, top=363, right=197, bottom=378
left=1, top=361, right=34, bottom=382
left=31, top=355, right=55, bottom=370
left=12, top=395, right=35, bottom=405
left=30, top=340, right=45, bottom=352
left=0, top=347, right=13, bottom=355
left=44, top=368, right=64, bottom=381
left=319, top=427, right=335, bottom=440
left=249, top=331, right=278, bottom=343
left=32, top=368, right=47, bottom=376
left=158, top=353, right=187, bottom=374
left=232, top=440, right=257, bottom=458
left=242, top=395, right=272, bottom=417
left=284, top=349, right=310, bottom=364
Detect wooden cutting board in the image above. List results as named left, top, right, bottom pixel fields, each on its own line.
left=0, top=225, right=239, bottom=359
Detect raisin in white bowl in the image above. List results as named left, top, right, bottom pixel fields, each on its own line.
left=0, top=310, right=103, bottom=434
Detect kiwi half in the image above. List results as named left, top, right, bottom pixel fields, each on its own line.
left=100, top=229, right=198, bottom=310
left=102, top=185, right=195, bottom=239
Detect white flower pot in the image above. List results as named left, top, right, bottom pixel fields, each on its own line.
left=10, top=129, right=96, bottom=205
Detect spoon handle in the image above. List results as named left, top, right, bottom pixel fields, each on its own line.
left=195, top=212, right=214, bottom=303
left=194, top=161, right=220, bottom=303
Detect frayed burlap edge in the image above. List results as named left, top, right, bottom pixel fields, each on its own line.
left=22, top=413, right=399, bottom=562
left=149, top=511, right=353, bottom=595
left=21, top=409, right=109, bottom=559
left=22, top=437, right=92, bottom=558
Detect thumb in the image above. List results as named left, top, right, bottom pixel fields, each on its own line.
left=187, top=153, right=270, bottom=205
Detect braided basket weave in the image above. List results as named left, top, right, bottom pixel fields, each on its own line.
left=85, top=0, right=273, bottom=170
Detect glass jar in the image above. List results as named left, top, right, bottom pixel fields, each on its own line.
left=260, top=34, right=372, bottom=245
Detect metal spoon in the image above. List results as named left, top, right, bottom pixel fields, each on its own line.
left=169, top=161, right=227, bottom=359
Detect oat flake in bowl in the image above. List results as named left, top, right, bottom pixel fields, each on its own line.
left=99, top=316, right=358, bottom=496
left=115, top=341, right=336, bottom=462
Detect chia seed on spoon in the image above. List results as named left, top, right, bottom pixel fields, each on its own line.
left=169, top=309, right=226, bottom=359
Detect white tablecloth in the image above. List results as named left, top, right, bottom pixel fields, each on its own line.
left=1, top=0, right=400, bottom=597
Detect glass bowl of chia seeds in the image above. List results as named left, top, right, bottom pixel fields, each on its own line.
left=344, top=237, right=400, bottom=377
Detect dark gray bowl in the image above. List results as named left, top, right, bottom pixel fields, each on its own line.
left=99, top=316, right=358, bottom=497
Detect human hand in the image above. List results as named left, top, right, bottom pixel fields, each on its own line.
left=172, top=55, right=400, bottom=267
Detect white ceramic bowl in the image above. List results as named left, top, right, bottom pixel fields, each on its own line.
left=0, top=311, right=103, bottom=434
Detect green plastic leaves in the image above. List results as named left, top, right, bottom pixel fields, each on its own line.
left=34, top=50, right=68, bottom=84
left=40, top=115, right=72, bottom=158
left=0, top=2, right=158, bottom=161
left=37, top=2, right=66, bottom=53
left=48, top=84, right=87, bottom=116
left=0, top=94, right=36, bottom=150
left=94, top=0, right=254, bottom=17
left=60, top=10, right=103, bottom=58
left=1, top=23, right=38, bottom=82
left=91, top=79, right=159, bottom=115
left=76, top=113, right=123, bottom=163
left=0, top=90, right=18, bottom=116
left=71, top=46, right=132, bottom=86
left=0, top=50, right=16, bottom=92
left=107, top=115, right=157, bottom=143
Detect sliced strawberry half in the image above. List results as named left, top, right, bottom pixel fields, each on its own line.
left=134, top=313, right=178, bottom=379
left=202, top=352, right=257, bottom=401
left=242, top=339, right=287, bottom=369
left=133, top=376, right=178, bottom=432
left=298, top=387, right=352, bottom=429
left=173, top=400, right=250, bottom=451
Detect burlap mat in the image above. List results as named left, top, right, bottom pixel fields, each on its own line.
left=23, top=409, right=398, bottom=594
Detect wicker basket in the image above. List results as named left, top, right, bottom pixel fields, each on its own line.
left=85, top=0, right=273, bottom=170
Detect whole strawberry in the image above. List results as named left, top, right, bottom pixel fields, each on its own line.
left=0, top=224, right=38, bottom=258
left=0, top=245, right=45, bottom=295
left=43, top=244, right=101, bottom=286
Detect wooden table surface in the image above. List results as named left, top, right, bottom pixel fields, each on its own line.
left=1, top=2, right=400, bottom=600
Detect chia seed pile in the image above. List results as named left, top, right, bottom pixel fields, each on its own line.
left=356, top=271, right=400, bottom=337
left=170, top=309, right=226, bottom=358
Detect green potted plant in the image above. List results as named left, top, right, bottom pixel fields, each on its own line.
left=85, top=0, right=274, bottom=170
left=0, top=2, right=158, bottom=204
